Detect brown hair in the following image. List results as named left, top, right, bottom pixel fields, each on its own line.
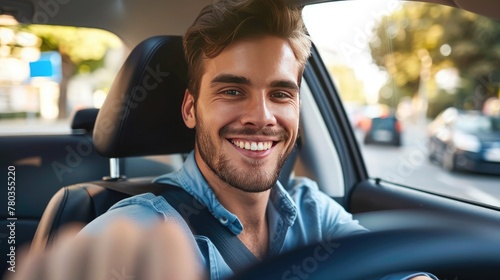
left=183, top=0, right=311, bottom=98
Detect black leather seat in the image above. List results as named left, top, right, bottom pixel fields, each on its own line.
left=0, top=110, right=110, bottom=273
left=31, top=35, right=194, bottom=252
left=70, top=108, right=99, bottom=134
left=31, top=35, right=298, bottom=253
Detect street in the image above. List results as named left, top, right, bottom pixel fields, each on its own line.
left=356, top=121, right=500, bottom=208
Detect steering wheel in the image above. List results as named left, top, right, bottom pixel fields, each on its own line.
left=230, top=211, right=500, bottom=280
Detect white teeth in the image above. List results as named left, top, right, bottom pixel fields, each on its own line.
left=231, top=140, right=273, bottom=151
left=251, top=142, right=257, bottom=150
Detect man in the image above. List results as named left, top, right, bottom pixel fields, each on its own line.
left=9, top=0, right=435, bottom=279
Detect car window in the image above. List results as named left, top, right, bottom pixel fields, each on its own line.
left=0, top=19, right=125, bottom=135
left=456, top=115, right=500, bottom=133
left=303, top=0, right=500, bottom=208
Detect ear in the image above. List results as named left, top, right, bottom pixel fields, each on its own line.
left=181, top=89, right=196, bottom=129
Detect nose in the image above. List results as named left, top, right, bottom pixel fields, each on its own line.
left=240, top=94, right=277, bottom=129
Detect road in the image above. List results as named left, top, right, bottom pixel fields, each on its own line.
left=355, top=121, right=500, bottom=208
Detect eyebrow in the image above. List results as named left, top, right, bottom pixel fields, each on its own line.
left=211, top=74, right=251, bottom=86
left=269, top=80, right=299, bottom=91
left=211, top=74, right=299, bottom=91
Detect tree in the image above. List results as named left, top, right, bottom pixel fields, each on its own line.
left=25, top=25, right=122, bottom=118
left=328, top=65, right=367, bottom=104
left=370, top=2, right=500, bottom=118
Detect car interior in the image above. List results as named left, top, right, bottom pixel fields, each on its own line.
left=1, top=0, right=500, bottom=279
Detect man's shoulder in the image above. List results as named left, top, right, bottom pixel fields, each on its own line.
left=109, top=192, right=168, bottom=211
left=285, top=177, right=369, bottom=237
left=286, top=177, right=330, bottom=201
left=79, top=193, right=175, bottom=236
left=283, top=176, right=346, bottom=212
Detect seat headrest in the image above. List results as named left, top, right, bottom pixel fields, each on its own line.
left=71, top=108, right=99, bottom=134
left=93, top=36, right=195, bottom=158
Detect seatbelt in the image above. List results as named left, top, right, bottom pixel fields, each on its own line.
left=158, top=183, right=259, bottom=273
left=98, top=180, right=259, bottom=272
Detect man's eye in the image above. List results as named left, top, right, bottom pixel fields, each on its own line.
left=271, top=92, right=291, bottom=99
left=222, top=90, right=241, bottom=96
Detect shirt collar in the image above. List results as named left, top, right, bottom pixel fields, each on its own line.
left=269, top=181, right=298, bottom=227
left=154, top=151, right=298, bottom=234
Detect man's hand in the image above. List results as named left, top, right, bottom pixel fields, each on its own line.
left=6, top=221, right=206, bottom=280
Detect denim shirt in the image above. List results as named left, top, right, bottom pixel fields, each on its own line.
left=81, top=152, right=436, bottom=280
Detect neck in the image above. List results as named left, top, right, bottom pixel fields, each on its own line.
left=194, top=151, right=271, bottom=259
left=214, top=180, right=270, bottom=228
left=207, top=170, right=271, bottom=260
left=194, top=152, right=270, bottom=229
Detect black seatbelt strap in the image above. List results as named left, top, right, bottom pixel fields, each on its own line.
left=158, top=184, right=259, bottom=273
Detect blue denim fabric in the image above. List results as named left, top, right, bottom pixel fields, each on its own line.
left=81, top=151, right=436, bottom=280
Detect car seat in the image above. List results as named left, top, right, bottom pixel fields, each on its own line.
left=31, top=35, right=297, bottom=253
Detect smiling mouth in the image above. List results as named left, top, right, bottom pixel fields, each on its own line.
left=230, top=139, right=275, bottom=151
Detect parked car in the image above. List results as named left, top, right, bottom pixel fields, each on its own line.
left=2, top=0, right=500, bottom=279
left=363, top=115, right=402, bottom=146
left=351, top=104, right=391, bottom=133
left=428, top=107, right=500, bottom=174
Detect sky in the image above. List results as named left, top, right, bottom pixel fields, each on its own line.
left=302, top=0, right=402, bottom=104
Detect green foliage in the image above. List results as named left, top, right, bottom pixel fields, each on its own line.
left=24, top=25, right=122, bottom=75
left=427, top=89, right=455, bottom=118
left=328, top=65, right=367, bottom=104
left=370, top=2, right=500, bottom=118
left=377, top=78, right=412, bottom=108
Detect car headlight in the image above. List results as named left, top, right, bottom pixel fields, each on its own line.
left=453, top=132, right=481, bottom=152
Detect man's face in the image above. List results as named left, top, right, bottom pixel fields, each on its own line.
left=182, top=35, right=301, bottom=193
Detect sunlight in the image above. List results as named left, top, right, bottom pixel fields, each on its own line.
left=303, top=0, right=400, bottom=104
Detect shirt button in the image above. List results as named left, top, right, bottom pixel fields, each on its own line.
left=219, top=216, right=228, bottom=224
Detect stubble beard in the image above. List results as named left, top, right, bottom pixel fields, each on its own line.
left=196, top=119, right=295, bottom=193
